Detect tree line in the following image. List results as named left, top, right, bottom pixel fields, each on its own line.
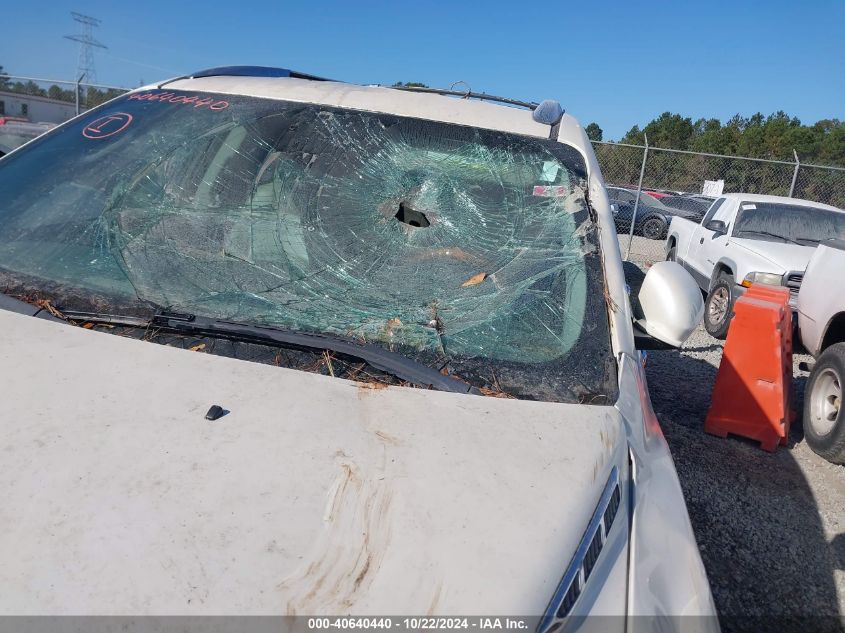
left=585, top=113, right=845, bottom=208
left=0, top=65, right=125, bottom=110
left=585, top=112, right=845, bottom=168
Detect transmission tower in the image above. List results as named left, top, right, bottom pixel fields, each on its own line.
left=64, top=12, right=107, bottom=84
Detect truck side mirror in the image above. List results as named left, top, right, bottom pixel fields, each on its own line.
left=706, top=219, right=727, bottom=235
left=635, top=261, right=704, bottom=348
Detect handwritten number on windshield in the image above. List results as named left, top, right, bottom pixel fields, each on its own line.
left=127, top=92, right=229, bottom=111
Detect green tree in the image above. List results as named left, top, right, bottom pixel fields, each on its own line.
left=615, top=110, right=845, bottom=168
left=689, top=118, right=724, bottom=154
left=642, top=112, right=694, bottom=150
left=0, top=65, right=9, bottom=91
left=737, top=113, right=765, bottom=158
left=621, top=125, right=645, bottom=145
left=761, top=111, right=800, bottom=160
left=819, top=122, right=845, bottom=165
left=11, top=80, right=47, bottom=97
left=585, top=122, right=603, bottom=142
left=84, top=87, right=125, bottom=108
left=47, top=84, right=75, bottom=103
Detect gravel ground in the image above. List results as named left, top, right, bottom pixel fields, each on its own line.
left=622, top=246, right=845, bottom=632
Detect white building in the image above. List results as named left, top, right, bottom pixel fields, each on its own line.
left=0, top=90, right=82, bottom=124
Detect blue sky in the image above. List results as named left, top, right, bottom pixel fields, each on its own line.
left=3, top=0, right=843, bottom=140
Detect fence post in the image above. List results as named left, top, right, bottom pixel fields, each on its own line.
left=625, top=133, right=649, bottom=261
left=75, top=73, right=86, bottom=116
left=788, top=149, right=800, bottom=198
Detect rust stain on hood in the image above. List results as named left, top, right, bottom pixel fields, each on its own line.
left=279, top=460, right=394, bottom=614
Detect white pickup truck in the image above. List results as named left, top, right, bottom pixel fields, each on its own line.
left=665, top=193, right=845, bottom=338
left=798, top=239, right=845, bottom=463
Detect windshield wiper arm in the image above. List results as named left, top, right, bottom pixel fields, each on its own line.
left=60, top=309, right=479, bottom=395
left=736, top=229, right=801, bottom=245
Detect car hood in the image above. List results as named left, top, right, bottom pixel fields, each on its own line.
left=0, top=309, right=627, bottom=615
left=610, top=200, right=694, bottom=220
left=659, top=206, right=698, bottom=219
left=731, top=238, right=817, bottom=273
left=652, top=205, right=703, bottom=221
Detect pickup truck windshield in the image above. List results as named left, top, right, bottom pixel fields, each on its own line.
left=735, top=202, right=845, bottom=245
left=0, top=90, right=614, bottom=403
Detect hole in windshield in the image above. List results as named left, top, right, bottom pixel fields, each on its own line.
left=395, top=202, right=431, bottom=228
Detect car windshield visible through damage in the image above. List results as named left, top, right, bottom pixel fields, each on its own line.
left=0, top=90, right=615, bottom=403
left=734, top=202, right=845, bottom=245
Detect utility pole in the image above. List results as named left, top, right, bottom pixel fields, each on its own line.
left=64, top=12, right=107, bottom=86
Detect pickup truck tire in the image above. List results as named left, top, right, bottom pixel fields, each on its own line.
left=641, top=216, right=667, bottom=240
left=804, top=343, right=845, bottom=464
left=704, top=274, right=734, bottom=339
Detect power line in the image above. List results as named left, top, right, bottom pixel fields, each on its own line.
left=64, top=11, right=107, bottom=84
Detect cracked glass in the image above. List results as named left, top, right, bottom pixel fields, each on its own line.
left=0, top=90, right=615, bottom=403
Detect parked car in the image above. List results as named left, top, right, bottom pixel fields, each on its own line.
left=0, top=65, right=716, bottom=625
left=666, top=193, right=845, bottom=338
left=660, top=195, right=711, bottom=221
left=608, top=186, right=699, bottom=240
left=798, top=239, right=845, bottom=464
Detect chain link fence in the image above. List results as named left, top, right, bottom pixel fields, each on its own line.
left=593, top=139, right=845, bottom=267
left=0, top=75, right=129, bottom=121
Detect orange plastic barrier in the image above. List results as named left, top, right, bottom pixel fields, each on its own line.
left=704, top=284, right=794, bottom=452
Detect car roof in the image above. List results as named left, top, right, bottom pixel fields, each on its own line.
left=138, top=73, right=591, bottom=155
left=720, top=192, right=844, bottom=212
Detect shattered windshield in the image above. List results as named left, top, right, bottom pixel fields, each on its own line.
left=0, top=90, right=614, bottom=403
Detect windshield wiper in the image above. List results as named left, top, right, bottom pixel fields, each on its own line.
left=58, top=308, right=478, bottom=395
left=0, top=291, right=64, bottom=321
left=736, top=229, right=801, bottom=245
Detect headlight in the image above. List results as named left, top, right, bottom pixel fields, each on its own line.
left=741, top=271, right=783, bottom=287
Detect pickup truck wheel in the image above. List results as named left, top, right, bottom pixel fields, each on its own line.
left=704, top=275, right=734, bottom=339
left=642, top=217, right=667, bottom=240
left=804, top=343, right=845, bottom=464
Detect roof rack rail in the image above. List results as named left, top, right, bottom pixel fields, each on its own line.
left=158, top=65, right=332, bottom=88
left=391, top=85, right=539, bottom=110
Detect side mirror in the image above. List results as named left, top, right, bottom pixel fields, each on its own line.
left=706, top=219, right=727, bottom=235
left=635, top=261, right=704, bottom=348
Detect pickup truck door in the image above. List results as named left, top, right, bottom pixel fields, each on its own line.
left=678, top=198, right=722, bottom=273
left=684, top=198, right=736, bottom=289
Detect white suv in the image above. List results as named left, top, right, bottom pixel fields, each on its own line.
left=0, top=66, right=715, bottom=627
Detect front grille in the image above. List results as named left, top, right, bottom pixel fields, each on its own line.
left=539, top=467, right=623, bottom=631
left=603, top=485, right=621, bottom=528
left=558, top=579, right=580, bottom=617
left=784, top=271, right=803, bottom=307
